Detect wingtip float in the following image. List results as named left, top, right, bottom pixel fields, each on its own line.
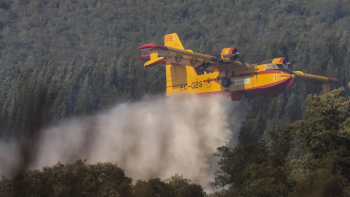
left=136, top=33, right=338, bottom=101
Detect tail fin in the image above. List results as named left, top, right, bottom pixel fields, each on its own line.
left=164, top=33, right=184, bottom=49
left=164, top=33, right=198, bottom=96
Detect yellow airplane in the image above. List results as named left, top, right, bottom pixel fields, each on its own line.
left=136, top=33, right=338, bottom=101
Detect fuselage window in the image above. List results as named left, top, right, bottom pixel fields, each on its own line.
left=277, top=64, right=285, bottom=69
left=271, top=64, right=278, bottom=69
left=265, top=64, right=279, bottom=70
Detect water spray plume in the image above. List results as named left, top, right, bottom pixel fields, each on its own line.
left=0, top=94, right=248, bottom=188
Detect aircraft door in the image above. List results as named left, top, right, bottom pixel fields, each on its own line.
left=254, top=70, right=259, bottom=87
left=166, top=64, right=177, bottom=81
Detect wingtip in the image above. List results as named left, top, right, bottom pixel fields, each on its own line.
left=137, top=55, right=150, bottom=61
left=144, top=57, right=165, bottom=68
left=327, top=77, right=339, bottom=83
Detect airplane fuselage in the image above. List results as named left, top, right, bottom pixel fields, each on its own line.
left=166, top=63, right=295, bottom=100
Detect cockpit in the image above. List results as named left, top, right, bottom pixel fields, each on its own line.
left=265, top=64, right=288, bottom=70
left=264, top=63, right=289, bottom=70
left=262, top=57, right=290, bottom=70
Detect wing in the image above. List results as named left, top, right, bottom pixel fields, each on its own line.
left=136, top=43, right=219, bottom=68
left=136, top=33, right=248, bottom=69
left=293, top=71, right=339, bottom=93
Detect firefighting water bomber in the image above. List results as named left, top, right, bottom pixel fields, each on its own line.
left=136, top=33, right=338, bottom=101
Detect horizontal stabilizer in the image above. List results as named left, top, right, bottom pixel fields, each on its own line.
left=144, top=57, right=165, bottom=68
left=137, top=55, right=151, bottom=61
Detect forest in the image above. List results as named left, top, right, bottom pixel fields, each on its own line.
left=0, top=160, right=205, bottom=197
left=0, top=0, right=350, bottom=196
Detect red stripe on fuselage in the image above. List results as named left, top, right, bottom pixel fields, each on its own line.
left=166, top=85, right=181, bottom=88
left=235, top=77, right=295, bottom=97
left=203, top=78, right=217, bottom=83
left=203, top=70, right=292, bottom=83
left=203, top=73, right=254, bottom=82
left=172, top=77, right=294, bottom=99
left=258, top=70, right=289, bottom=75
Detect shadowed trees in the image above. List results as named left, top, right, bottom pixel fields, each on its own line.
left=0, top=160, right=206, bottom=197
left=0, top=0, right=349, bottom=139
left=213, top=85, right=350, bottom=196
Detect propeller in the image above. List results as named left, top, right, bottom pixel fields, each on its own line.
left=277, top=49, right=300, bottom=70
left=224, top=52, right=252, bottom=70
left=277, top=48, right=284, bottom=57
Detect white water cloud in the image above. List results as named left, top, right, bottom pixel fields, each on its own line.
left=1, top=94, right=248, bottom=189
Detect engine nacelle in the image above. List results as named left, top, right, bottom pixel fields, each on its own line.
left=221, top=47, right=238, bottom=62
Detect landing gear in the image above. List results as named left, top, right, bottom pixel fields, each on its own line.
left=222, top=78, right=231, bottom=88
left=222, top=71, right=231, bottom=88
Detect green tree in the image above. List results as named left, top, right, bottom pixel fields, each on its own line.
left=165, top=174, right=206, bottom=197
left=133, top=178, right=175, bottom=197
left=214, top=85, right=350, bottom=196
left=0, top=160, right=134, bottom=197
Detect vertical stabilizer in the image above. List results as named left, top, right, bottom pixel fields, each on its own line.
left=164, top=33, right=197, bottom=96
left=164, top=33, right=185, bottom=49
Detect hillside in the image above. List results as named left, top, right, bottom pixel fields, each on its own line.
left=0, top=0, right=349, bottom=141
left=1, top=0, right=350, bottom=196
left=1, top=85, right=350, bottom=196
left=212, top=84, right=350, bottom=196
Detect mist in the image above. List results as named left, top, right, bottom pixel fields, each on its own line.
left=0, top=94, right=248, bottom=188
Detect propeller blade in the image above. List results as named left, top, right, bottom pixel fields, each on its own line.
left=277, top=48, right=291, bottom=62
left=277, top=48, right=284, bottom=57
left=239, top=54, right=253, bottom=67
left=223, top=51, right=251, bottom=70
left=238, top=55, right=249, bottom=70
left=277, top=49, right=300, bottom=71
left=291, top=59, right=301, bottom=64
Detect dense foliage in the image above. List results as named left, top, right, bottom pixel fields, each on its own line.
left=1, top=0, right=350, bottom=196
left=212, top=84, right=350, bottom=196
left=0, top=0, right=349, bottom=139
left=0, top=160, right=205, bottom=197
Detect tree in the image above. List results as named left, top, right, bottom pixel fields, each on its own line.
left=165, top=174, right=206, bottom=197
left=213, top=85, right=350, bottom=196
left=133, top=178, right=175, bottom=197
left=0, top=160, right=134, bottom=197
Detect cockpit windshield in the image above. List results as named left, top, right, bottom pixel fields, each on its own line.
left=265, top=64, right=278, bottom=70
left=265, top=64, right=288, bottom=70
